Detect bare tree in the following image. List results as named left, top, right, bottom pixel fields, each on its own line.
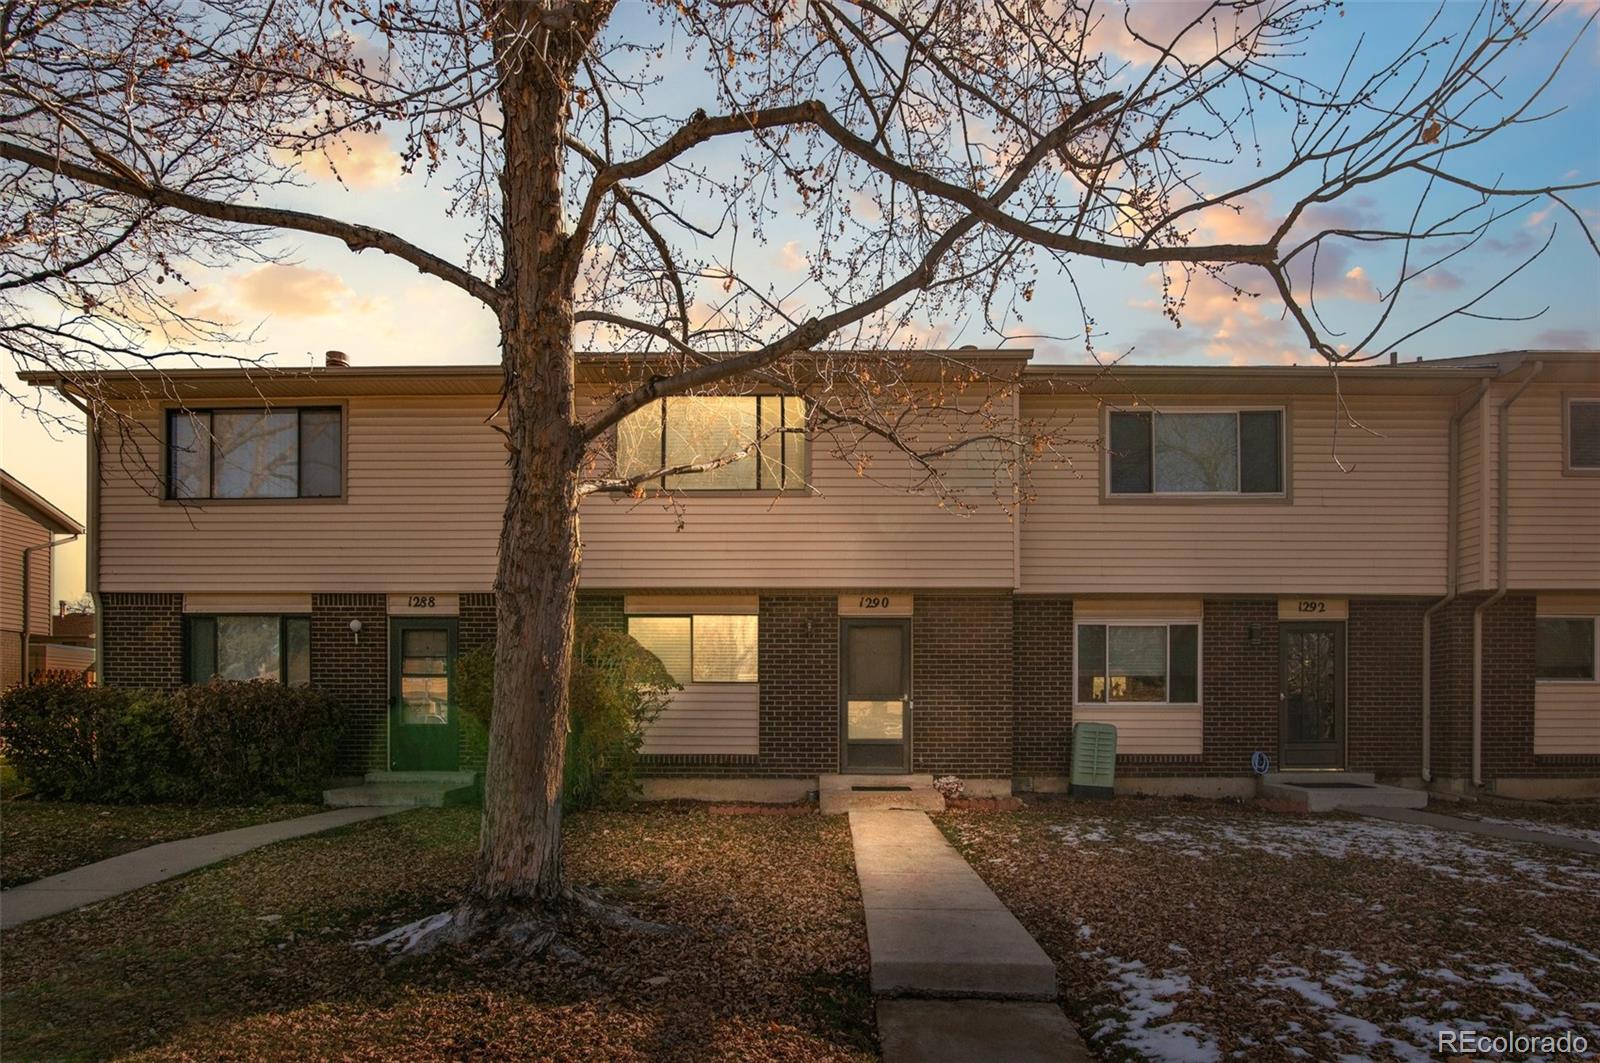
left=3, top=0, right=1595, bottom=949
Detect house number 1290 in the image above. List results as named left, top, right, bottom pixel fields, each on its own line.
left=858, top=596, right=893, bottom=609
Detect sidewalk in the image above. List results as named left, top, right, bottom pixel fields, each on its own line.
left=1, top=806, right=400, bottom=929
left=1354, top=806, right=1600, bottom=855
left=848, top=809, right=1092, bottom=1063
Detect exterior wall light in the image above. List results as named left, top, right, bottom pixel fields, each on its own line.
left=350, top=618, right=364, bottom=644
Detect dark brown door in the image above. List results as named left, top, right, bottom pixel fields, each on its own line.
left=1280, top=622, right=1344, bottom=769
left=840, top=619, right=911, bottom=772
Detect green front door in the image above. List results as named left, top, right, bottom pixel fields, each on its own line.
left=390, top=618, right=459, bottom=772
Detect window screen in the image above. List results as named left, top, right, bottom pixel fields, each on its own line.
left=1570, top=401, right=1600, bottom=470
left=692, top=615, right=759, bottom=683
left=627, top=616, right=692, bottom=684
left=615, top=395, right=806, bottom=490
left=169, top=408, right=342, bottom=499
left=1536, top=618, right=1596, bottom=680
left=1076, top=622, right=1200, bottom=705
left=1109, top=410, right=1281, bottom=495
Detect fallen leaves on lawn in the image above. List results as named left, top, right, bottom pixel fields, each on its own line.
left=4, top=806, right=875, bottom=1062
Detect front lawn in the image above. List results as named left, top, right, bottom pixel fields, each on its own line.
left=940, top=798, right=1600, bottom=1062
left=2, top=805, right=872, bottom=1062
left=0, top=798, right=320, bottom=888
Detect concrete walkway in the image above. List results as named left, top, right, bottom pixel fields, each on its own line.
left=849, top=810, right=1092, bottom=1062
left=1, top=806, right=400, bottom=929
left=1353, top=806, right=1600, bottom=856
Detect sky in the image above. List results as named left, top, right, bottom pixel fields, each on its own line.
left=4, top=0, right=1597, bottom=608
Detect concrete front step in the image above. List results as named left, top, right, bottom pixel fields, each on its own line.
left=1260, top=772, right=1426, bottom=813
left=819, top=775, right=944, bottom=815
left=820, top=773, right=935, bottom=791
left=324, top=777, right=479, bottom=808
left=366, top=770, right=478, bottom=787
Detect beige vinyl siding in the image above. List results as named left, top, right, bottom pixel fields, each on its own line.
left=100, top=389, right=1018, bottom=592
left=1457, top=402, right=1485, bottom=591
left=642, top=684, right=760, bottom=755
left=1020, top=393, right=1453, bottom=595
left=1485, top=385, right=1600, bottom=590
left=1073, top=705, right=1202, bottom=756
left=1533, top=684, right=1600, bottom=756
left=99, top=395, right=507, bottom=592
left=578, top=391, right=1017, bottom=590
left=2, top=499, right=52, bottom=635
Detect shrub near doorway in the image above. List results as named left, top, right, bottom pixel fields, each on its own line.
left=455, top=624, right=677, bottom=811
left=0, top=677, right=341, bottom=804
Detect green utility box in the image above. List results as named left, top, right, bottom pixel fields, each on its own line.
left=1070, top=722, right=1118, bottom=798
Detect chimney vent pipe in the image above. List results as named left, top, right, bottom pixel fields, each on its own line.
left=325, top=350, right=349, bottom=368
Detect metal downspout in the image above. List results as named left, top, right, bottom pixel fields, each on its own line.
left=1472, top=361, right=1543, bottom=788
left=1420, top=378, right=1490, bottom=785
left=54, top=385, right=101, bottom=681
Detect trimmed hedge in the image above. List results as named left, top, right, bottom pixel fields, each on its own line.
left=0, top=677, right=341, bottom=804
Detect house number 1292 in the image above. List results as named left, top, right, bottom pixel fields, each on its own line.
left=1297, top=600, right=1327, bottom=613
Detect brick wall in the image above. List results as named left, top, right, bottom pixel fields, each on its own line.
left=912, top=594, right=1013, bottom=778
left=1013, top=597, right=1073, bottom=777
left=1347, top=599, right=1424, bottom=779
left=310, top=594, right=388, bottom=774
left=1428, top=597, right=1476, bottom=782
left=99, top=592, right=183, bottom=690
left=576, top=594, right=626, bottom=633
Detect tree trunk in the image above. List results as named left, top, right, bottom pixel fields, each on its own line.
left=473, top=8, right=586, bottom=907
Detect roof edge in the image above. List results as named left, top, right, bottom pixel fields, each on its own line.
left=0, top=469, right=84, bottom=535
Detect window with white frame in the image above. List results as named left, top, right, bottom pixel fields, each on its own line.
left=1108, top=409, right=1284, bottom=495
left=615, top=395, right=807, bottom=491
left=627, top=614, right=758, bottom=683
left=1566, top=398, right=1600, bottom=472
left=1075, top=622, right=1200, bottom=704
left=1536, top=616, right=1596, bottom=681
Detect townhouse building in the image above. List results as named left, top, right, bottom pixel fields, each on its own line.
left=24, top=349, right=1599, bottom=799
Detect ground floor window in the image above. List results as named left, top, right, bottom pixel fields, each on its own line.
left=627, top=614, right=758, bottom=684
left=185, top=615, right=311, bottom=685
left=1075, top=622, right=1200, bottom=705
left=1536, top=617, right=1597, bottom=681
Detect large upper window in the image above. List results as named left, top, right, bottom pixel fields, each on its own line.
left=615, top=395, right=807, bottom=491
left=1567, top=398, right=1600, bottom=472
left=627, top=613, right=758, bottom=683
left=1109, top=409, right=1283, bottom=495
left=1536, top=617, right=1596, bottom=681
left=185, top=615, right=311, bottom=685
left=168, top=408, right=342, bottom=499
left=1076, top=622, right=1200, bottom=705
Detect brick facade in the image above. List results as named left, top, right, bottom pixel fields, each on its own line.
left=1194, top=598, right=1278, bottom=776
left=911, top=594, right=1013, bottom=778
left=99, top=592, right=183, bottom=690
left=1346, top=599, right=1425, bottom=779
left=310, top=594, right=388, bottom=774
left=1012, top=597, right=1073, bottom=778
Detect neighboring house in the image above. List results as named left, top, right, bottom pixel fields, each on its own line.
left=1, top=470, right=85, bottom=688
left=21, top=349, right=1600, bottom=798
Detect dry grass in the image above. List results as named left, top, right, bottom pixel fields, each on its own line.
left=940, top=797, right=1600, bottom=1062
left=2, top=805, right=873, bottom=1062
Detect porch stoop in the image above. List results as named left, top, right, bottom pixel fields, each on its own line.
left=819, top=774, right=946, bottom=815
left=323, top=770, right=480, bottom=808
left=1259, top=771, right=1428, bottom=812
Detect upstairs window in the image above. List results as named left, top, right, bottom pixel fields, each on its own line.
left=1567, top=398, right=1600, bottom=472
left=627, top=614, right=758, bottom=683
left=185, top=615, right=311, bottom=685
left=168, top=408, right=342, bottom=500
left=1109, top=409, right=1283, bottom=496
left=615, top=395, right=807, bottom=491
left=1536, top=617, right=1596, bottom=681
left=1076, top=622, right=1200, bottom=705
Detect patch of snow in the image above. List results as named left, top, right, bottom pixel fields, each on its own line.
left=1081, top=951, right=1221, bottom=1063
left=1529, top=931, right=1600, bottom=967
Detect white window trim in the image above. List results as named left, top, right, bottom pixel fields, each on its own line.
left=1104, top=405, right=1289, bottom=499
left=1564, top=395, right=1600, bottom=474
left=1534, top=613, right=1599, bottom=684
left=1072, top=619, right=1204, bottom=708
left=626, top=613, right=759, bottom=685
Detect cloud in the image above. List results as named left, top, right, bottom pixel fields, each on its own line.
left=280, top=130, right=403, bottom=189
left=1531, top=327, right=1598, bottom=349
left=1089, top=0, right=1272, bottom=66
left=776, top=240, right=807, bottom=272
left=236, top=264, right=364, bottom=318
